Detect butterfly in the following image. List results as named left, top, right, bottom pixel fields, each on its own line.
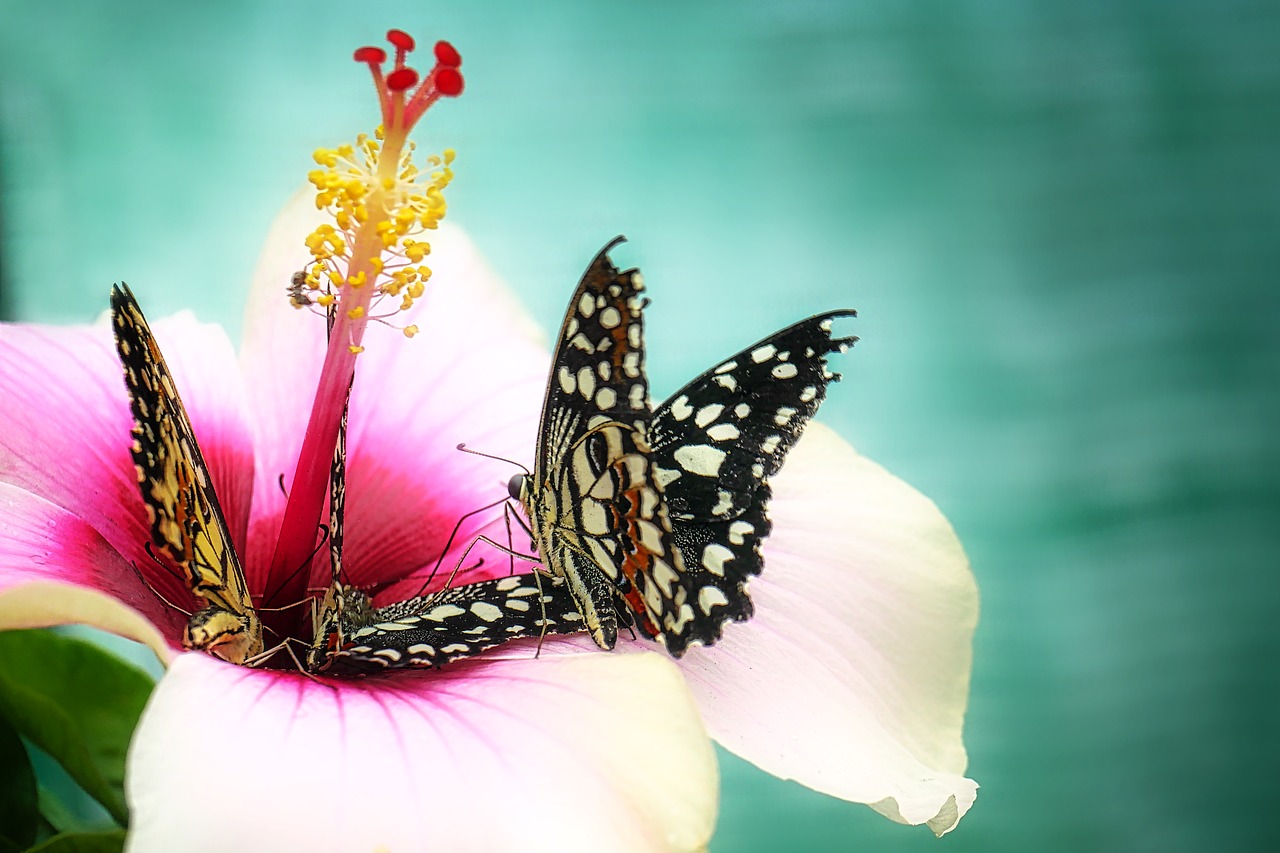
left=111, top=284, right=264, bottom=664
left=305, top=369, right=591, bottom=675
left=509, top=239, right=855, bottom=656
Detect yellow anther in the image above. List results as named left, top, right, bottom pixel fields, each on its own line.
left=313, top=149, right=338, bottom=167
left=349, top=345, right=365, bottom=354
left=317, top=293, right=335, bottom=306
left=403, top=325, right=419, bottom=338
left=347, top=306, right=365, bottom=320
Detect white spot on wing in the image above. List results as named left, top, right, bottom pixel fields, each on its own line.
left=673, top=445, right=727, bottom=477
left=728, top=520, right=754, bottom=545
left=761, top=435, right=782, bottom=454
left=599, top=306, right=622, bottom=329
left=595, top=387, right=618, bottom=409
left=470, top=601, right=503, bottom=622
left=694, top=404, right=724, bottom=427
left=772, top=363, right=798, bottom=380
left=698, top=586, right=730, bottom=615
left=426, top=604, right=466, bottom=621
left=558, top=366, right=576, bottom=394
left=654, top=465, right=682, bottom=488
left=670, top=395, right=693, bottom=420
left=751, top=343, right=777, bottom=363
left=577, top=365, right=597, bottom=399
left=714, top=360, right=737, bottom=374
left=706, top=423, right=739, bottom=441
left=578, top=292, right=595, bottom=318
left=701, top=543, right=734, bottom=576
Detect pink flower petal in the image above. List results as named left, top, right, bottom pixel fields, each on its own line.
left=673, top=423, right=979, bottom=835
left=0, top=483, right=176, bottom=661
left=128, top=652, right=718, bottom=851
left=238, top=192, right=551, bottom=593
left=0, top=313, right=256, bottom=592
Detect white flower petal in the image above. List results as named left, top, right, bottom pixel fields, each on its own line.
left=675, top=423, right=979, bottom=835
left=127, top=651, right=718, bottom=852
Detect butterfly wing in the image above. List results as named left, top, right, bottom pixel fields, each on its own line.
left=519, top=238, right=682, bottom=649
left=311, top=573, right=589, bottom=675
left=111, top=284, right=263, bottom=664
left=642, top=311, right=856, bottom=655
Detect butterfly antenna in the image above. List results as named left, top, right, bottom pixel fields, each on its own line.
left=143, top=542, right=189, bottom=587
left=130, top=553, right=192, bottom=617
left=396, top=495, right=509, bottom=599
left=277, top=473, right=289, bottom=498
left=455, top=443, right=531, bottom=476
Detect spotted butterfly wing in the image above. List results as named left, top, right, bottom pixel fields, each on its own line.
left=111, top=284, right=264, bottom=664
left=306, top=367, right=591, bottom=675
left=644, top=312, right=856, bottom=655
left=308, top=573, right=590, bottom=676
left=511, top=237, right=684, bottom=649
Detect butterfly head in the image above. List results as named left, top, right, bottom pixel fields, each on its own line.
left=184, top=606, right=264, bottom=665
left=306, top=584, right=374, bottom=672
left=507, top=473, right=530, bottom=504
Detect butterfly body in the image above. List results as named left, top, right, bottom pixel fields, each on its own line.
left=111, top=284, right=264, bottom=664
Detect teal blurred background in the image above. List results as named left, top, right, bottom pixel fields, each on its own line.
left=3, top=1, right=1278, bottom=849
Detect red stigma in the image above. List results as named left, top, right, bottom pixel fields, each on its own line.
left=386, top=30, right=416, bottom=52
left=387, top=68, right=419, bottom=92
left=355, top=29, right=463, bottom=133
left=434, top=40, right=462, bottom=68
left=435, top=68, right=464, bottom=97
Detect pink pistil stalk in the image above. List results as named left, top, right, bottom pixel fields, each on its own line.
left=265, top=30, right=464, bottom=617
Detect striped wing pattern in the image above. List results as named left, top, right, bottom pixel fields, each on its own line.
left=110, top=284, right=263, bottom=664
left=514, top=238, right=683, bottom=650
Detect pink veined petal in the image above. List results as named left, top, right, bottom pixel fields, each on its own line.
left=127, top=652, right=718, bottom=853
left=0, top=483, right=177, bottom=662
left=0, top=321, right=150, bottom=573
left=0, top=312, right=256, bottom=599
left=673, top=423, right=979, bottom=836
left=238, top=191, right=550, bottom=593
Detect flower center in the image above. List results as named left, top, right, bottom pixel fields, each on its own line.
left=264, top=29, right=464, bottom=619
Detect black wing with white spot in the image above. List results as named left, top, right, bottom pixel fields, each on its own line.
left=310, top=573, right=590, bottom=676
left=644, top=311, right=856, bottom=655
left=516, top=239, right=685, bottom=650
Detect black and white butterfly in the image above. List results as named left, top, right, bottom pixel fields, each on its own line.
left=510, top=239, right=855, bottom=657
left=305, top=373, right=588, bottom=676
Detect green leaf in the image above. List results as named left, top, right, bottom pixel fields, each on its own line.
left=36, top=784, right=81, bottom=836
left=0, top=713, right=38, bottom=852
left=0, top=630, right=156, bottom=827
left=22, top=830, right=126, bottom=853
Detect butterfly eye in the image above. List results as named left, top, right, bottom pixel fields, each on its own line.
left=507, top=473, right=527, bottom=500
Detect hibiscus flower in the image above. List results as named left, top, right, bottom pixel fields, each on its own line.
left=0, top=29, right=978, bottom=850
